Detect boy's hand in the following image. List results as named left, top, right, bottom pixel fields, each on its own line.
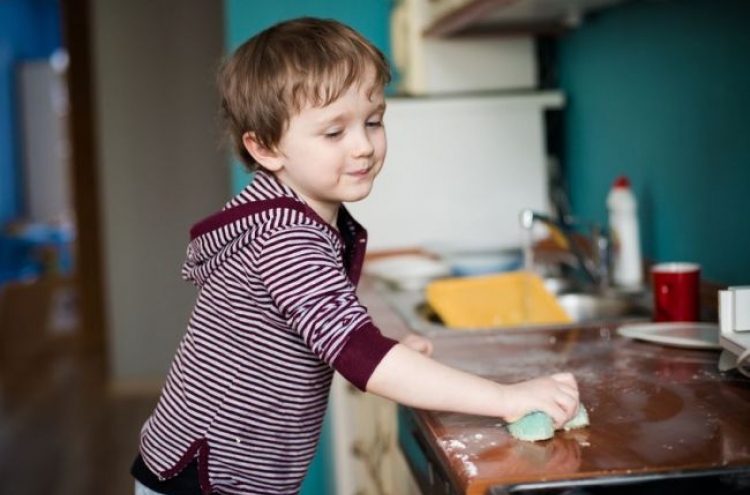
left=502, top=372, right=580, bottom=428
left=400, top=333, right=433, bottom=357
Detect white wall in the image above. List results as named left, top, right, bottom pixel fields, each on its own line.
left=347, top=93, right=562, bottom=252
left=18, top=61, right=72, bottom=224
left=92, top=1, right=228, bottom=382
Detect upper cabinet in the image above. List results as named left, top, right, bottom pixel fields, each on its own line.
left=423, top=0, right=629, bottom=37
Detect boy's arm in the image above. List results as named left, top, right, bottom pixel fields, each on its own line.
left=365, top=343, right=579, bottom=428
left=400, top=333, right=433, bottom=356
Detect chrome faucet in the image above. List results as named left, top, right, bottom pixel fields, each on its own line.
left=519, top=209, right=611, bottom=291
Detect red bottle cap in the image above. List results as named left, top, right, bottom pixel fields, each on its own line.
left=613, top=176, right=630, bottom=188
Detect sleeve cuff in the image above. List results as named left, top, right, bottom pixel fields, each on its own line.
left=332, top=322, right=398, bottom=391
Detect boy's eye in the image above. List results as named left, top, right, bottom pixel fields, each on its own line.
left=366, top=120, right=383, bottom=128
left=324, top=130, right=343, bottom=139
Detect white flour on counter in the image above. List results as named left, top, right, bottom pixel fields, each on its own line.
left=438, top=431, right=505, bottom=479
left=439, top=438, right=479, bottom=477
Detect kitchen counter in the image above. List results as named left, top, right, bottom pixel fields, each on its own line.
left=358, top=275, right=750, bottom=494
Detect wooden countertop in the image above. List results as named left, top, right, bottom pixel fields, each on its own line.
left=358, top=275, right=750, bottom=494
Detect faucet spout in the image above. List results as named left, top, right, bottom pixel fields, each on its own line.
left=519, top=208, right=610, bottom=291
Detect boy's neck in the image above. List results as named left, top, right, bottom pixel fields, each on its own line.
left=265, top=170, right=340, bottom=228
left=317, top=205, right=340, bottom=230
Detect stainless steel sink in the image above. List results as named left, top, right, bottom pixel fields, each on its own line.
left=556, top=292, right=652, bottom=323
left=382, top=283, right=652, bottom=336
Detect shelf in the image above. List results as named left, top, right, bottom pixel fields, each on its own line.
left=424, top=0, right=628, bottom=37
left=387, top=89, right=565, bottom=110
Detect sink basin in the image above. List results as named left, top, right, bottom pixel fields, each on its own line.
left=383, top=284, right=652, bottom=336
left=556, top=293, right=652, bottom=323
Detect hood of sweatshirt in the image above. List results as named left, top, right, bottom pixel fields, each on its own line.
left=181, top=170, right=364, bottom=288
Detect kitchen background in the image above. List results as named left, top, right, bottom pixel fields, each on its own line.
left=0, top=0, right=749, bottom=493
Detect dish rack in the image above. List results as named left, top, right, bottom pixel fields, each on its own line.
left=719, top=286, right=750, bottom=376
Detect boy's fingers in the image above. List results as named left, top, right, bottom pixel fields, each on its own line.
left=558, top=383, right=580, bottom=401
left=551, top=372, right=577, bottom=386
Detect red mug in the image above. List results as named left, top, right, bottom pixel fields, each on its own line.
left=651, top=262, right=701, bottom=322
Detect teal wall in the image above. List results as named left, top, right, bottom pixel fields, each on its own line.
left=224, top=0, right=395, bottom=194
left=558, top=0, right=750, bottom=285
left=222, top=3, right=395, bottom=493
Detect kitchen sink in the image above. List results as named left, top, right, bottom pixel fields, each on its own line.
left=556, top=292, right=651, bottom=323
left=383, top=283, right=652, bottom=336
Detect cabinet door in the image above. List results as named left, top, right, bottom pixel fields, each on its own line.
left=330, top=374, right=421, bottom=495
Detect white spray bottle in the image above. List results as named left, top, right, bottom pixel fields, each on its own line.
left=607, top=176, right=643, bottom=288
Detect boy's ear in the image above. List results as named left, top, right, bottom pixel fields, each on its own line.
left=242, top=132, right=284, bottom=172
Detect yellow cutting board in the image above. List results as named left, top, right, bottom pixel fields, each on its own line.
left=425, top=271, right=572, bottom=329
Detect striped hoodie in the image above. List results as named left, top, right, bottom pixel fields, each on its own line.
left=138, top=170, right=398, bottom=494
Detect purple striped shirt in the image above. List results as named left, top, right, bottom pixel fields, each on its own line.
left=138, top=171, right=397, bottom=494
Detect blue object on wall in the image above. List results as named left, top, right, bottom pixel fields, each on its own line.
left=0, top=222, right=73, bottom=284
left=0, top=0, right=62, bottom=225
left=222, top=2, right=395, bottom=493
left=558, top=0, right=750, bottom=285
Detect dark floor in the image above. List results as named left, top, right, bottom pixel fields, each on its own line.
left=0, top=350, right=158, bottom=495
left=0, top=278, right=158, bottom=495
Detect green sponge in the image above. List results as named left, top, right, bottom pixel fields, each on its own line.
left=507, top=404, right=589, bottom=441
left=562, top=403, right=589, bottom=431
left=507, top=411, right=554, bottom=441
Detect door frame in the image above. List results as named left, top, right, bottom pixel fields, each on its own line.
left=59, top=0, right=106, bottom=353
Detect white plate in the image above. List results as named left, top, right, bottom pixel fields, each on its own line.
left=444, top=252, right=522, bottom=276
left=617, top=322, right=721, bottom=350
left=364, top=255, right=451, bottom=290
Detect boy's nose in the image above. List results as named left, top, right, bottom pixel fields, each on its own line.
left=351, top=130, right=375, bottom=157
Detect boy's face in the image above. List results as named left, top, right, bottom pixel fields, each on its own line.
left=260, top=77, right=387, bottom=224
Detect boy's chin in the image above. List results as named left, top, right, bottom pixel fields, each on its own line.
left=340, top=183, right=376, bottom=203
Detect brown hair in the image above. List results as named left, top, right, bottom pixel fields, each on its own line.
left=218, top=17, right=391, bottom=171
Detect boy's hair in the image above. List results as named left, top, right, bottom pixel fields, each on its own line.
left=218, top=17, right=392, bottom=171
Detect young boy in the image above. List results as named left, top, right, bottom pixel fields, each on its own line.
left=131, top=17, right=579, bottom=495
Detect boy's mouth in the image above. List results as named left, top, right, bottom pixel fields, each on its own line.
left=349, top=166, right=373, bottom=177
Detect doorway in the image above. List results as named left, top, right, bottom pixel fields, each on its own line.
left=0, top=0, right=106, bottom=367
